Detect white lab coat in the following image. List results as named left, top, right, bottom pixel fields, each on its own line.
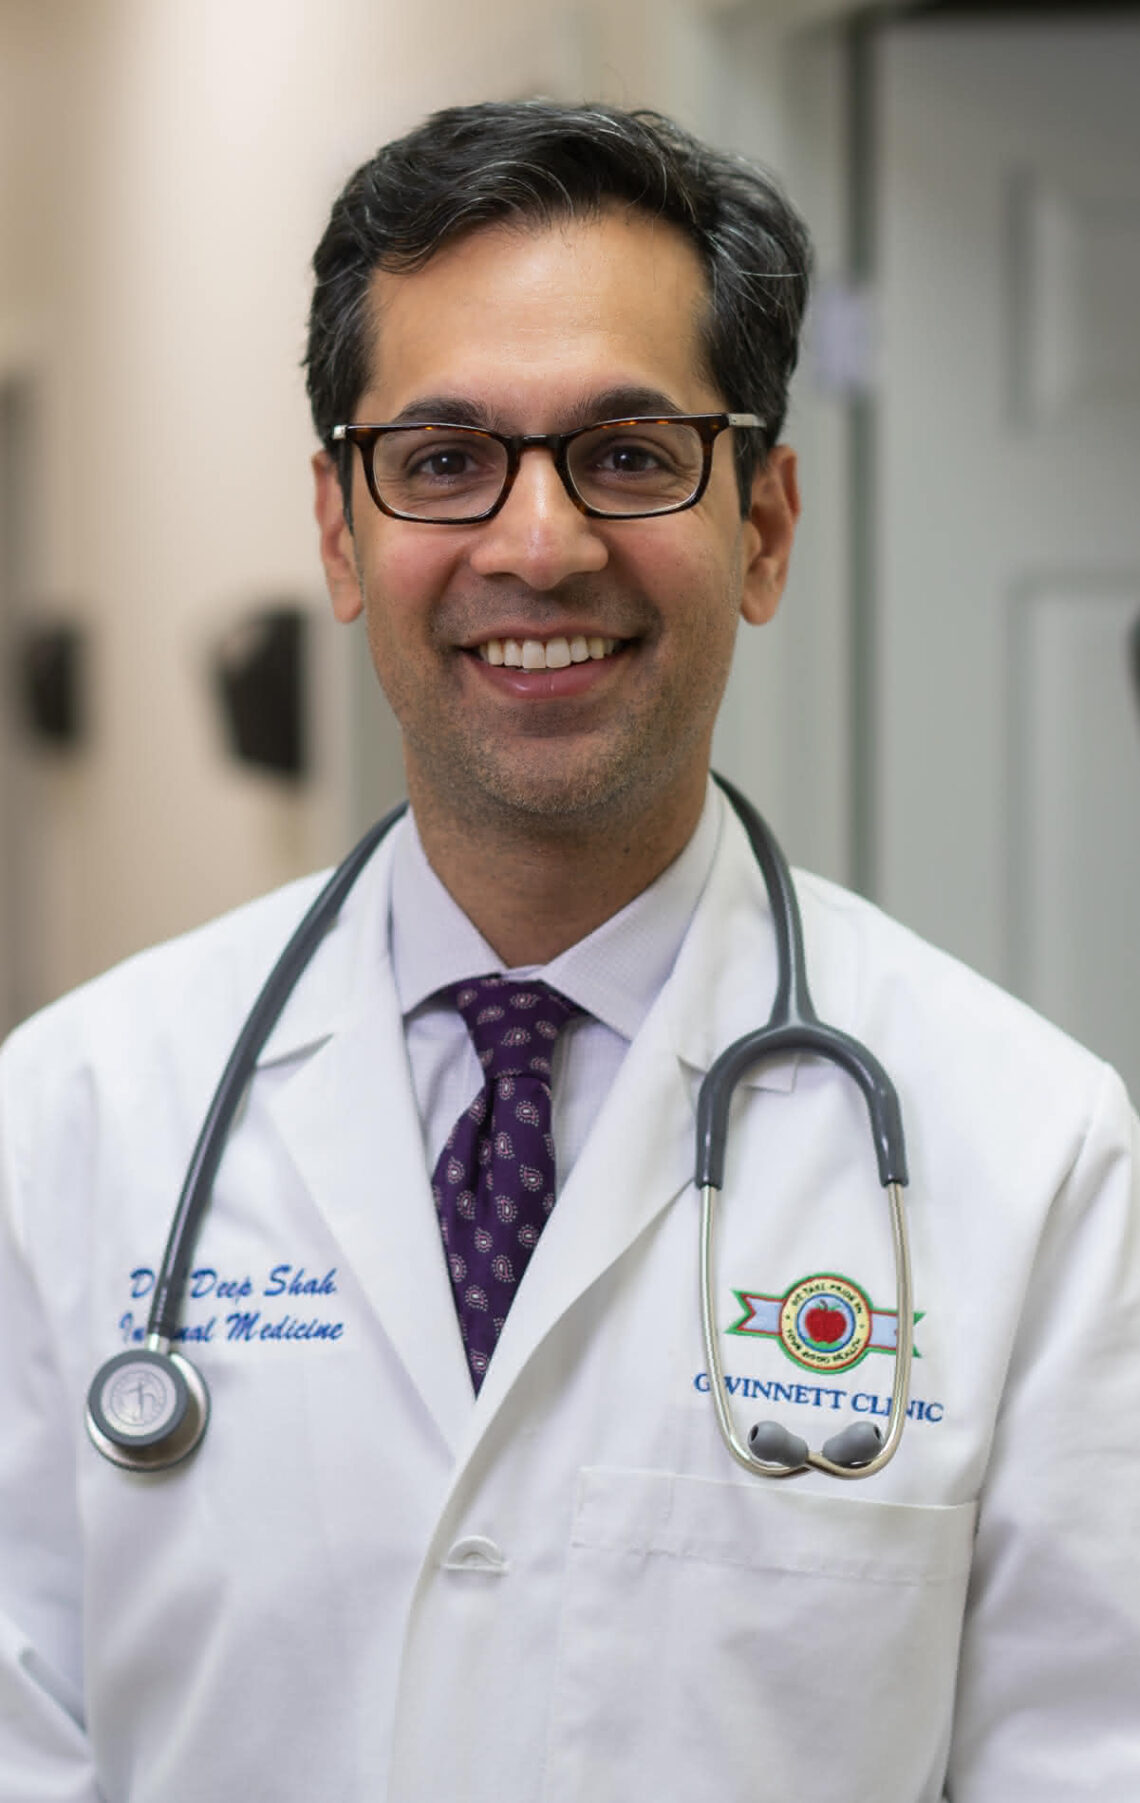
left=0, top=806, right=1137, bottom=1803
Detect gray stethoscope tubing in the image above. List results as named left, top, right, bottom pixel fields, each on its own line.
left=149, top=801, right=409, bottom=1345
left=699, top=774, right=912, bottom=1479
left=85, top=779, right=912, bottom=1478
left=85, top=800, right=410, bottom=1471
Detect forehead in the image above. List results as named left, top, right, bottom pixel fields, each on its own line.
left=361, top=209, right=719, bottom=425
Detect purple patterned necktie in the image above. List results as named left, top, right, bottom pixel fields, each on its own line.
left=432, top=975, right=582, bottom=1390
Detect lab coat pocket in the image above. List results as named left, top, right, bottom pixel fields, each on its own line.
left=541, top=1467, right=976, bottom=1803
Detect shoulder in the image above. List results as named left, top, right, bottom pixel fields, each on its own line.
left=710, top=796, right=1100, bottom=1083
left=792, top=867, right=1133, bottom=1189
left=0, top=871, right=331, bottom=1101
left=708, top=797, right=1131, bottom=1192
left=796, top=866, right=1091, bottom=1071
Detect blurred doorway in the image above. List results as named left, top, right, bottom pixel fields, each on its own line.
left=872, top=12, right=1140, bottom=1092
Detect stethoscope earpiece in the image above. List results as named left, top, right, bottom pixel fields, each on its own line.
left=747, top=1418, right=884, bottom=1474
left=748, top=1420, right=809, bottom=1469
left=86, top=1345, right=210, bottom=1473
left=820, top=1422, right=884, bottom=1469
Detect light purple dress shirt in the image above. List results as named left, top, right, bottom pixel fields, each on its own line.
left=388, top=783, right=723, bottom=1184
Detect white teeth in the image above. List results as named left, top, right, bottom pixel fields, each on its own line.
left=477, top=635, right=620, bottom=668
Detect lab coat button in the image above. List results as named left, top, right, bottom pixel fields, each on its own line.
left=442, top=1535, right=508, bottom=1574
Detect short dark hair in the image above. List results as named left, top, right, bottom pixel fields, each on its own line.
left=305, top=100, right=812, bottom=512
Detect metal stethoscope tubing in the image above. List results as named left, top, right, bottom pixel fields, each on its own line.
left=697, top=775, right=912, bottom=1479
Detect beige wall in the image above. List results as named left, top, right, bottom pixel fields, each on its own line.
left=1, top=0, right=589, bottom=1012
left=0, top=0, right=861, bottom=1021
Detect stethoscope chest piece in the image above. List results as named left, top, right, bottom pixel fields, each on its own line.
left=86, top=1346, right=209, bottom=1473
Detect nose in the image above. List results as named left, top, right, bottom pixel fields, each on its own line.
left=466, top=446, right=609, bottom=590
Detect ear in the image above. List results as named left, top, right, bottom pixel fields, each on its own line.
left=739, top=444, right=801, bottom=627
left=313, top=449, right=364, bottom=624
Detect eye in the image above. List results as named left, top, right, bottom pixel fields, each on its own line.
left=571, top=423, right=698, bottom=489
left=406, top=444, right=484, bottom=481
left=567, top=421, right=704, bottom=514
left=373, top=428, right=506, bottom=510
left=592, top=439, right=666, bottom=475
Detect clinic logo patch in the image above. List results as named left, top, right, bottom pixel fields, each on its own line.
left=727, top=1272, right=920, bottom=1373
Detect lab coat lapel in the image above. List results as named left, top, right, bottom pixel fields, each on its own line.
left=466, top=985, right=695, bottom=1436
left=260, top=836, right=473, bottom=1456
left=464, top=798, right=791, bottom=1442
left=255, top=796, right=800, bottom=1468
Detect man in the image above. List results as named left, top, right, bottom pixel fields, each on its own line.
left=0, top=101, right=1137, bottom=1803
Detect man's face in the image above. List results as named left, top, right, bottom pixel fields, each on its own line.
left=315, top=209, right=798, bottom=839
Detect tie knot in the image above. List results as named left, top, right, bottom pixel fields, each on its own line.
left=450, top=975, right=581, bottom=1082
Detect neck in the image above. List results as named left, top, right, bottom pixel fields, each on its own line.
left=408, top=771, right=708, bottom=967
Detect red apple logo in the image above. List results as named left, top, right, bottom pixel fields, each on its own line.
left=804, top=1303, right=847, bottom=1345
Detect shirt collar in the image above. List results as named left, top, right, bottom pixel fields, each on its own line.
left=390, top=783, right=722, bottom=1044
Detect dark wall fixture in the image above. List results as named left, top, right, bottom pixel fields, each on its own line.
left=212, top=605, right=308, bottom=780
left=19, top=622, right=86, bottom=747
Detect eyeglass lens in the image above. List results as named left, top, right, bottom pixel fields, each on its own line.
left=370, top=421, right=707, bottom=519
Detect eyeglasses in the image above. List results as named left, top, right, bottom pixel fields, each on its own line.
left=330, top=413, right=764, bottom=523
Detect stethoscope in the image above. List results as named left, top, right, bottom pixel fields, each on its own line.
left=86, top=776, right=912, bottom=1480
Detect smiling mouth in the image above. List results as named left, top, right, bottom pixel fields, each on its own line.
left=475, top=635, right=624, bottom=669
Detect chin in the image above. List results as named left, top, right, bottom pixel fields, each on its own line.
left=477, top=768, right=625, bottom=826
left=458, top=739, right=694, bottom=835
left=407, top=705, right=708, bottom=834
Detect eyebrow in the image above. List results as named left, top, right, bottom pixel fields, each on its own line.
left=380, top=386, right=690, bottom=432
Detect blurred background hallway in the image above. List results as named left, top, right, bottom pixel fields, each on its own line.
left=2, top=0, right=1138, bottom=1092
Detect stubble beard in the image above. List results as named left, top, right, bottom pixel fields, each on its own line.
left=399, top=643, right=729, bottom=854
left=366, top=573, right=738, bottom=849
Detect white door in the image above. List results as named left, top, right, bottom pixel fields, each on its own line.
left=875, top=16, right=1140, bottom=1095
